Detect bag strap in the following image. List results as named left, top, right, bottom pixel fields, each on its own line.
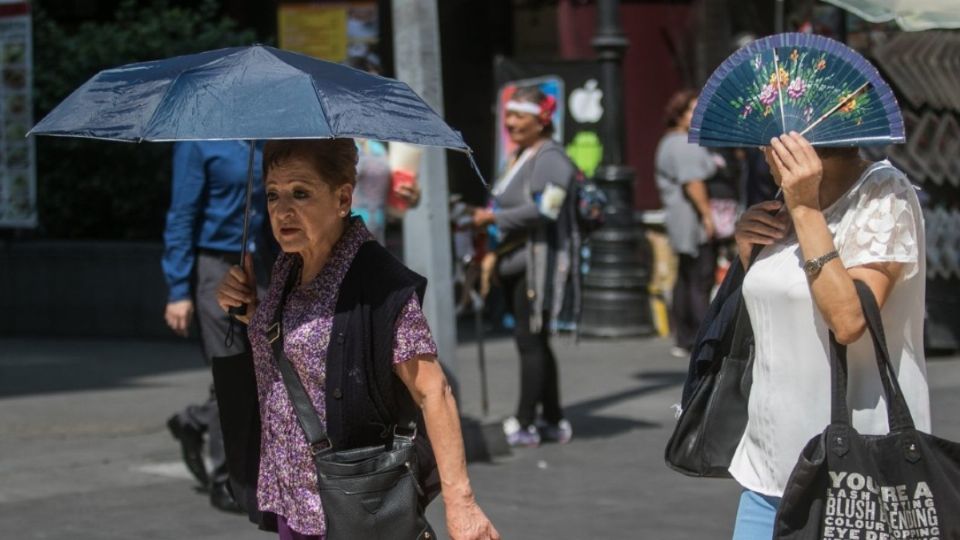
left=828, top=280, right=915, bottom=432
left=267, top=259, right=333, bottom=454
left=728, top=243, right=765, bottom=355
left=854, top=280, right=915, bottom=431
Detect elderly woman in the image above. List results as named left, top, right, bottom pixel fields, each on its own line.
left=216, top=139, right=498, bottom=540
left=728, top=133, right=930, bottom=538
left=472, top=85, right=579, bottom=448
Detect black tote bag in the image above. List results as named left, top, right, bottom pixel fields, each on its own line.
left=665, top=252, right=757, bottom=478
left=774, top=281, right=960, bottom=539
left=212, top=350, right=278, bottom=531
left=665, top=293, right=753, bottom=477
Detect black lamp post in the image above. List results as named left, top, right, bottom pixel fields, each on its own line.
left=579, top=0, right=654, bottom=337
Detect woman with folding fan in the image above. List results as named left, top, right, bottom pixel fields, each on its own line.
left=688, top=34, right=931, bottom=538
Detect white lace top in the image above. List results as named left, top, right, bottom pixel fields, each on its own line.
left=729, top=161, right=931, bottom=497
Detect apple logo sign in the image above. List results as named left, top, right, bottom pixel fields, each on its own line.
left=569, top=79, right=603, bottom=123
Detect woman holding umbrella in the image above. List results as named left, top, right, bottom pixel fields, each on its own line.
left=216, top=138, right=499, bottom=540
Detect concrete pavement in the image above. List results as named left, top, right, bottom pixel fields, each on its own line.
left=2, top=334, right=958, bottom=539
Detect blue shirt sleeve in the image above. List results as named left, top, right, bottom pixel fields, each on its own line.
left=162, top=142, right=206, bottom=302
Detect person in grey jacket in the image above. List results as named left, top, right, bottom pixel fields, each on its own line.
left=655, top=90, right=719, bottom=357
left=473, top=85, right=579, bottom=448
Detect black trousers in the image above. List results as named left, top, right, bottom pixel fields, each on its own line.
left=503, top=274, right=563, bottom=428
left=176, top=252, right=251, bottom=484
left=672, top=242, right=717, bottom=351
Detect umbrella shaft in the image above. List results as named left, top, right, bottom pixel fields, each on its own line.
left=239, top=140, right=255, bottom=265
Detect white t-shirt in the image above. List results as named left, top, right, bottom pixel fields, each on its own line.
left=729, top=161, right=931, bottom=497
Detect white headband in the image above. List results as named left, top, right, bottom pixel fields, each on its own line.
left=506, top=100, right=542, bottom=116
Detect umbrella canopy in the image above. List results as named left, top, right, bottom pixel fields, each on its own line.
left=28, top=44, right=470, bottom=153
left=822, top=0, right=960, bottom=31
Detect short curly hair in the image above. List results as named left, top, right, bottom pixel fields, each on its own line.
left=663, top=89, right=699, bottom=129
left=262, top=138, right=358, bottom=188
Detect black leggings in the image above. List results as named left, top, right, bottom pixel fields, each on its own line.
left=503, top=274, right=563, bottom=428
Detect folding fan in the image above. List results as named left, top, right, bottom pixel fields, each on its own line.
left=690, top=33, right=905, bottom=147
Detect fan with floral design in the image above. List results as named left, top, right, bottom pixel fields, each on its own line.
left=689, top=33, right=904, bottom=147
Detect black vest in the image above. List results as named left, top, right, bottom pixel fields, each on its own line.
left=324, top=239, right=426, bottom=448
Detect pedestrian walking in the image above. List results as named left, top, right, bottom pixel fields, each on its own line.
left=728, top=134, right=930, bottom=538
left=472, top=85, right=579, bottom=448
left=162, top=140, right=267, bottom=513
left=655, top=89, right=719, bottom=358
left=352, top=138, right=421, bottom=245
left=216, top=138, right=499, bottom=540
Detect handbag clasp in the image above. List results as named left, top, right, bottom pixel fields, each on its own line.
left=310, top=438, right=332, bottom=456
left=266, top=322, right=282, bottom=344
left=393, top=423, right=417, bottom=441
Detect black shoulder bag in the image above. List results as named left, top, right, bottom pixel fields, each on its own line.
left=665, top=247, right=759, bottom=478
left=774, top=280, right=960, bottom=539
left=269, top=265, right=436, bottom=540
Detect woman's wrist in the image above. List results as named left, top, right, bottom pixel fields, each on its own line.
left=789, top=204, right=821, bottom=221
left=441, top=481, right=476, bottom=505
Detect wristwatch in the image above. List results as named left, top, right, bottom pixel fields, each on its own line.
left=803, top=250, right=839, bottom=277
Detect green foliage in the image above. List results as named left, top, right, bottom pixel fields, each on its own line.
left=33, top=0, right=257, bottom=239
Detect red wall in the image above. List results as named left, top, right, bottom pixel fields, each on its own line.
left=559, top=1, right=693, bottom=209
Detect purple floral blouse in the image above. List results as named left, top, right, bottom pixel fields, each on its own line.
left=247, top=220, right=437, bottom=536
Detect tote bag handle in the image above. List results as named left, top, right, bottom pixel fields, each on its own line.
left=828, top=280, right=915, bottom=433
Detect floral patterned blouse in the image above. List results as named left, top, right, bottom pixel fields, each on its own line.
left=247, top=219, right=437, bottom=536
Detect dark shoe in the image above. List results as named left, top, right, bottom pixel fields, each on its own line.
left=166, top=415, right=209, bottom=487
left=210, top=480, right=243, bottom=514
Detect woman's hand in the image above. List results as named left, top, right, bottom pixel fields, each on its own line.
left=734, top=200, right=790, bottom=267
left=472, top=208, right=496, bottom=228
left=765, top=132, right=823, bottom=213
left=394, top=355, right=500, bottom=540
left=446, top=498, right=500, bottom=540
left=701, top=213, right=716, bottom=240
left=215, top=253, right=258, bottom=324
left=394, top=181, right=422, bottom=208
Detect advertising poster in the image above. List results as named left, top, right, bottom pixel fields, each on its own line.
left=0, top=0, right=34, bottom=228
left=278, top=2, right=380, bottom=68
left=493, top=57, right=603, bottom=180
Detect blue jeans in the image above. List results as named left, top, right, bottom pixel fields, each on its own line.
left=732, top=490, right=781, bottom=540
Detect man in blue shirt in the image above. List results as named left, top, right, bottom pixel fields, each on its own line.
left=162, top=140, right=267, bottom=513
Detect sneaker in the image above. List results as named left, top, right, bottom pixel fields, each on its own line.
left=502, top=416, right=540, bottom=448
left=670, top=346, right=690, bottom=359
left=537, top=419, right=573, bottom=444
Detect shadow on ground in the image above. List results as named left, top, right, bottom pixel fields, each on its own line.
left=562, top=370, right=686, bottom=440
left=0, top=338, right=207, bottom=399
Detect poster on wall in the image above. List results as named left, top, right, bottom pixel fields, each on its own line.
left=0, top=0, right=34, bottom=228
left=493, top=57, right=603, bottom=180
left=278, top=2, right=380, bottom=70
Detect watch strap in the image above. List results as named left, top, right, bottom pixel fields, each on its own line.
left=804, top=250, right=839, bottom=276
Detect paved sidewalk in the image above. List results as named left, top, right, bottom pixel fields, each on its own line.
left=1, top=334, right=958, bottom=539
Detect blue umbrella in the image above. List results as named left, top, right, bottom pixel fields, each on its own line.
left=28, top=44, right=469, bottom=148
left=29, top=45, right=479, bottom=312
